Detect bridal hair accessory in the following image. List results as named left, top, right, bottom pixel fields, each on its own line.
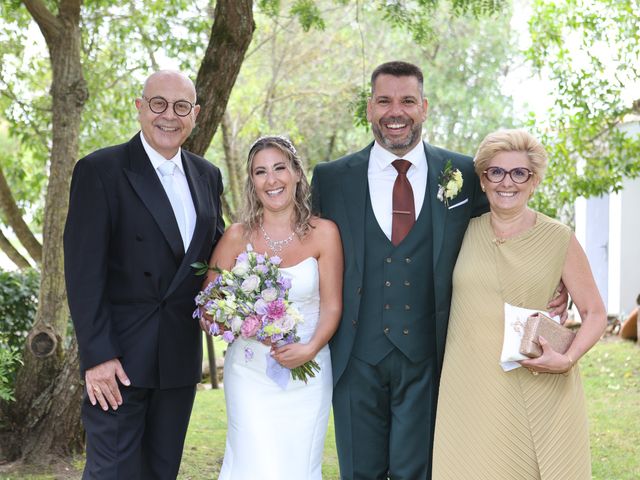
left=437, top=159, right=463, bottom=207
left=249, top=135, right=297, bottom=156
left=260, top=223, right=295, bottom=253
left=192, top=244, right=320, bottom=386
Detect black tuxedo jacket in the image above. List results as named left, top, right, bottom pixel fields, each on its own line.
left=64, top=133, right=224, bottom=389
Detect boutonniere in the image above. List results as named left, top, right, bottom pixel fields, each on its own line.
left=437, top=160, right=463, bottom=207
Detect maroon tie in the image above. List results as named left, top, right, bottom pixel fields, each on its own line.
left=391, top=159, right=415, bottom=246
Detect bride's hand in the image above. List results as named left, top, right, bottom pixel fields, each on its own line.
left=271, top=343, right=316, bottom=369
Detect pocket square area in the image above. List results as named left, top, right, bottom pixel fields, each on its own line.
left=447, top=198, right=469, bottom=210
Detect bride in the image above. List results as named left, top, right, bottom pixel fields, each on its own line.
left=200, top=135, right=343, bottom=479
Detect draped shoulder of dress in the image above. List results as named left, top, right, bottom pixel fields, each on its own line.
left=433, top=212, right=591, bottom=480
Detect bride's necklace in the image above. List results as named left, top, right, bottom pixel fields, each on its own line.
left=260, top=223, right=295, bottom=253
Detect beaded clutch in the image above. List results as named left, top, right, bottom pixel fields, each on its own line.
left=519, top=312, right=576, bottom=358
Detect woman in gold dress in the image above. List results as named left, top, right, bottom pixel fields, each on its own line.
left=433, top=129, right=606, bottom=480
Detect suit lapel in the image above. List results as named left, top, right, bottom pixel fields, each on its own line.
left=123, top=135, right=185, bottom=264
left=165, top=152, right=212, bottom=297
left=425, top=142, right=447, bottom=267
left=340, top=146, right=371, bottom=278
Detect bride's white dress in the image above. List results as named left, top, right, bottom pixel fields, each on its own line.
left=218, top=257, right=333, bottom=480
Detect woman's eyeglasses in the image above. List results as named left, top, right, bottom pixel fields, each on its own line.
left=483, top=166, right=533, bottom=184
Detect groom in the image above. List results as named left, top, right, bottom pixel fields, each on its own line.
left=64, top=70, right=224, bottom=478
left=311, top=61, right=489, bottom=479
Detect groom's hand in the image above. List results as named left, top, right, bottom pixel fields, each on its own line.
left=547, top=280, right=569, bottom=324
left=85, top=358, right=130, bottom=411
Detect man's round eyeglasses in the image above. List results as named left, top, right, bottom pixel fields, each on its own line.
left=483, top=166, right=533, bottom=184
left=142, top=96, right=194, bottom=117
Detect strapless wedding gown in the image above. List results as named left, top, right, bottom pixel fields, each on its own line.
left=218, top=257, right=333, bottom=480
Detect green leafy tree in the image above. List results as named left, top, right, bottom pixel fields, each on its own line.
left=525, top=0, right=640, bottom=218
left=0, top=0, right=507, bottom=467
left=212, top=0, right=515, bottom=218
left=0, top=0, right=253, bottom=463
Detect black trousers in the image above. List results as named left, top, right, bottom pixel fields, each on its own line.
left=82, top=384, right=196, bottom=480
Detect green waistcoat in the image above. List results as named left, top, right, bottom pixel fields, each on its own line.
left=352, top=188, right=436, bottom=365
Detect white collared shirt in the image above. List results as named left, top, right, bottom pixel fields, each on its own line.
left=367, top=141, right=428, bottom=240
left=140, top=132, right=197, bottom=251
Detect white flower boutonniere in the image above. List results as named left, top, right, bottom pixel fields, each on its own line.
left=437, top=160, right=463, bottom=207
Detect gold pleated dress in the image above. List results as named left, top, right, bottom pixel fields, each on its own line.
left=432, top=212, right=591, bottom=480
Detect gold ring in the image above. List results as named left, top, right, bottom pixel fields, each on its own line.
left=93, top=385, right=100, bottom=393
left=531, top=370, right=539, bottom=376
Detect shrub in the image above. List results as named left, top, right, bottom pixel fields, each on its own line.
left=0, top=268, right=39, bottom=398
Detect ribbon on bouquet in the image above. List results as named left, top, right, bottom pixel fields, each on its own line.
left=266, top=354, right=290, bottom=389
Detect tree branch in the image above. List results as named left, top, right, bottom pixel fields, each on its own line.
left=21, top=0, right=61, bottom=42
left=0, top=165, right=42, bottom=263
left=0, top=228, right=32, bottom=269
left=183, top=0, right=255, bottom=156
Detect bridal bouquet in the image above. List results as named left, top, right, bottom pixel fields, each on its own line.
left=192, top=245, right=320, bottom=385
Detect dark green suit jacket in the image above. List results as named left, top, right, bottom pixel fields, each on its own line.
left=311, top=141, right=488, bottom=385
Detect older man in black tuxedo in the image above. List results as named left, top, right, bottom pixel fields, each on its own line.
left=64, top=70, right=224, bottom=479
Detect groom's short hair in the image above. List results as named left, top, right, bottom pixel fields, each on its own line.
left=371, top=61, right=424, bottom=95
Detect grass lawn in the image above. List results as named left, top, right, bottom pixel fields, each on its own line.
left=1, top=337, right=638, bottom=479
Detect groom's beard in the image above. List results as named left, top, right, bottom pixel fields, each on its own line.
left=371, top=116, right=422, bottom=154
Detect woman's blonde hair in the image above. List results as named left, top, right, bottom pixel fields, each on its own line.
left=474, top=129, right=548, bottom=181
left=241, top=135, right=312, bottom=237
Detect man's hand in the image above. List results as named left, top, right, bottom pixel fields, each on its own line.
left=547, top=280, right=569, bottom=324
left=85, top=358, right=130, bottom=411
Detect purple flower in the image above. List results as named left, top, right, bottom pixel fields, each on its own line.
left=209, top=323, right=220, bottom=335
left=244, top=347, right=254, bottom=362
left=222, top=330, right=236, bottom=343
left=192, top=308, right=201, bottom=319
left=256, top=254, right=265, bottom=264
left=255, top=264, right=268, bottom=274
left=278, top=276, right=292, bottom=291
left=270, top=256, right=282, bottom=265
left=265, top=299, right=286, bottom=319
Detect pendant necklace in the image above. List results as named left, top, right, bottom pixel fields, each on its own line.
left=260, top=223, right=295, bottom=253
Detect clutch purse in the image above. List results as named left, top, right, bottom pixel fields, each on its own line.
left=519, top=312, right=575, bottom=358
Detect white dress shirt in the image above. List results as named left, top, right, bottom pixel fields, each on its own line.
left=368, top=141, right=428, bottom=240
left=140, top=132, right=197, bottom=251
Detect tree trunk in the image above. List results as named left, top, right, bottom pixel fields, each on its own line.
left=183, top=0, right=255, bottom=156
left=2, top=0, right=254, bottom=465
left=221, top=111, right=243, bottom=220
left=3, top=0, right=88, bottom=463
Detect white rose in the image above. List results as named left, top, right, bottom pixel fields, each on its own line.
left=232, top=261, right=250, bottom=276
left=261, top=287, right=278, bottom=302
left=230, top=316, right=243, bottom=333
left=240, top=275, right=260, bottom=294
left=280, top=314, right=296, bottom=333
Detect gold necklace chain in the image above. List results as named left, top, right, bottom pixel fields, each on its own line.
left=259, top=223, right=295, bottom=253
